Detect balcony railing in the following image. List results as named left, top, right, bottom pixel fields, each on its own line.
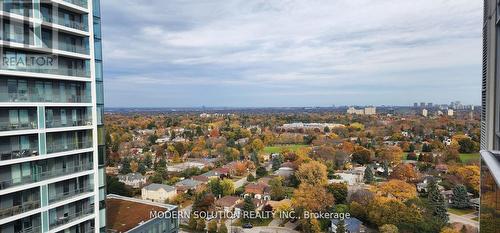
left=50, top=208, right=93, bottom=229
left=62, top=0, right=88, bottom=8
left=49, top=187, right=93, bottom=204
left=46, top=119, right=92, bottom=128
left=0, top=201, right=40, bottom=220
left=0, top=163, right=93, bottom=190
left=0, top=66, right=90, bottom=78
left=0, top=149, right=39, bottom=161
left=0, top=93, right=91, bottom=103
left=42, top=15, right=88, bottom=32
left=0, top=121, right=37, bottom=131
left=15, top=225, right=42, bottom=233
left=46, top=141, right=93, bottom=154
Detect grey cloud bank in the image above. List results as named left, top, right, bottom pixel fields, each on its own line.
left=101, top=0, right=481, bottom=107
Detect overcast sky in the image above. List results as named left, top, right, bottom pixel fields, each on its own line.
left=101, top=0, right=482, bottom=108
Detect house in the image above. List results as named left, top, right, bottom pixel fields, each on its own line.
left=244, top=183, right=271, bottom=200
left=142, top=183, right=177, bottom=203
left=469, top=198, right=480, bottom=210
left=416, top=176, right=442, bottom=193
left=202, top=168, right=230, bottom=179
left=330, top=218, right=366, bottom=233
left=441, top=190, right=473, bottom=204
left=167, top=162, right=205, bottom=172
left=192, top=175, right=209, bottom=183
left=118, top=173, right=147, bottom=188
left=329, top=172, right=363, bottom=186
left=106, top=166, right=119, bottom=175
left=215, top=196, right=242, bottom=212
left=175, top=179, right=203, bottom=193
left=435, top=164, right=448, bottom=173
left=235, top=198, right=267, bottom=216
left=275, top=167, right=294, bottom=178
left=106, top=194, right=178, bottom=233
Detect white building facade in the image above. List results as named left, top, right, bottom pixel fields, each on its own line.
left=0, top=0, right=106, bottom=232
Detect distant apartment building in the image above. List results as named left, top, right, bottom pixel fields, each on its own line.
left=480, top=0, right=500, bottom=231
left=0, top=0, right=106, bottom=232
left=347, top=107, right=376, bottom=115
left=280, top=122, right=344, bottom=131
left=107, top=195, right=179, bottom=233
left=447, top=109, right=454, bottom=116
left=422, top=109, right=428, bottom=117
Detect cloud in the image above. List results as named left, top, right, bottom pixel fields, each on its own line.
left=101, top=0, right=482, bottom=107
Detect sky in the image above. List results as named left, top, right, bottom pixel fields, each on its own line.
left=101, top=0, right=482, bottom=108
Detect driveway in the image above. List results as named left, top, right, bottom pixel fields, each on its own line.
left=448, top=212, right=479, bottom=228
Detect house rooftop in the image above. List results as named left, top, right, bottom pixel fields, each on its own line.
left=143, top=183, right=176, bottom=192
left=106, top=194, right=177, bottom=233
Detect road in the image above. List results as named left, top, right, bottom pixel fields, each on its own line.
left=448, top=212, right=479, bottom=228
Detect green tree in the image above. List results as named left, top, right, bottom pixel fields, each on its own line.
left=382, top=161, right=389, bottom=177
left=272, top=154, right=283, bottom=171
left=428, top=179, right=449, bottom=226
left=242, top=196, right=256, bottom=223
left=364, top=165, right=374, bottom=184
left=256, top=166, right=268, bottom=178
left=269, top=177, right=287, bottom=201
left=247, top=173, right=256, bottom=182
left=335, top=219, right=346, bottom=233
left=451, top=184, right=469, bottom=209
left=208, top=179, right=223, bottom=197
left=220, top=179, right=235, bottom=196
left=327, top=183, right=348, bottom=204
left=106, top=176, right=132, bottom=196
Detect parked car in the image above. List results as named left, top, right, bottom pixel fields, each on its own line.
left=242, top=223, right=253, bottom=229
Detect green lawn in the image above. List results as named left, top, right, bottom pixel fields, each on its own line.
left=460, top=153, right=480, bottom=163
left=448, top=208, right=475, bottom=216
left=264, top=144, right=308, bottom=154
left=402, top=152, right=479, bottom=163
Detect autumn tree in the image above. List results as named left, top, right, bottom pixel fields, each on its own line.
left=379, top=224, right=399, bottom=233
left=378, top=180, right=417, bottom=201
left=293, top=183, right=334, bottom=212
left=207, top=220, right=217, bottom=233
left=296, top=161, right=328, bottom=186
left=219, top=220, right=228, bottom=233
left=390, top=163, right=418, bottom=183
left=130, top=160, right=139, bottom=173
left=379, top=146, right=403, bottom=164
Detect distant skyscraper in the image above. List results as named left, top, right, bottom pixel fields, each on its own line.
left=480, top=0, right=500, bottom=231
left=420, top=102, right=426, bottom=108
left=413, top=103, right=418, bottom=108
left=427, top=103, right=433, bottom=108
left=0, top=0, right=105, bottom=232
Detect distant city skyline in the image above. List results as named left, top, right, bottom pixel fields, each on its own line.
left=101, top=0, right=481, bottom=108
